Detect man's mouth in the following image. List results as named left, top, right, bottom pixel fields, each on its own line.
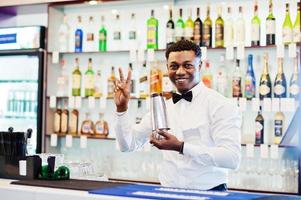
left=175, top=78, right=188, bottom=84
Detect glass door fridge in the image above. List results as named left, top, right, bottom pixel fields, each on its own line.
left=0, top=26, right=46, bottom=154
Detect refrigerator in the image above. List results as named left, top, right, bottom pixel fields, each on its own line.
left=0, top=26, right=46, bottom=154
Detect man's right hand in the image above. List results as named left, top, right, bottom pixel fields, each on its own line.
left=114, top=68, right=132, bottom=112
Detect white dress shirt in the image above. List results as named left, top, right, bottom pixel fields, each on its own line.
left=115, top=82, right=241, bottom=190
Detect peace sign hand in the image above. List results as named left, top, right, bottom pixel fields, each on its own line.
left=114, top=68, right=132, bottom=112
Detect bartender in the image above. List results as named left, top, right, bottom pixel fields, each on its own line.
left=114, top=40, right=241, bottom=191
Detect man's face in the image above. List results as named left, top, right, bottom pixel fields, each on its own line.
left=167, top=50, right=201, bottom=94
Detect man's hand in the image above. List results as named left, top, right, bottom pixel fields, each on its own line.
left=150, top=130, right=183, bottom=153
left=114, top=68, right=131, bottom=112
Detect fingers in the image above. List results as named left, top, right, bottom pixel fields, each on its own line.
left=156, top=129, right=170, bottom=139
left=150, top=133, right=163, bottom=149
left=118, top=67, right=125, bottom=82
left=125, top=69, right=132, bottom=85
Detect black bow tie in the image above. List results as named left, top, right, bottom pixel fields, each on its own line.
left=172, top=91, right=193, bottom=104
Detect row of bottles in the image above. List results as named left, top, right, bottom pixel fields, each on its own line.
left=6, top=90, right=37, bottom=118
left=53, top=101, right=109, bottom=136
left=202, top=54, right=300, bottom=99
left=57, top=1, right=301, bottom=52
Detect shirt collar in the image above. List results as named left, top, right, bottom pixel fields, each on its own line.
left=176, top=81, right=205, bottom=100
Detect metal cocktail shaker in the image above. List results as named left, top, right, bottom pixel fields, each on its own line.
left=150, top=93, right=169, bottom=140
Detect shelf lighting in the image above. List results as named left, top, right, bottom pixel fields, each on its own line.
left=88, top=0, right=98, bottom=5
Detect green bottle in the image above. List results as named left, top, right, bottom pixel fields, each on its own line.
left=175, top=8, right=185, bottom=42
left=84, top=58, right=95, bottom=97
left=251, top=1, right=261, bottom=46
left=99, top=16, right=107, bottom=51
left=215, top=6, right=224, bottom=47
left=282, top=3, right=293, bottom=45
left=293, top=2, right=301, bottom=43
left=202, top=6, right=212, bottom=47
left=147, top=10, right=158, bottom=49
left=185, top=9, right=194, bottom=41
left=72, top=58, right=81, bottom=96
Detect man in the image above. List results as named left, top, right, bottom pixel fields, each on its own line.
left=114, top=40, right=241, bottom=191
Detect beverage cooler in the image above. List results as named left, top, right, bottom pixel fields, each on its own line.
left=0, top=26, right=46, bottom=154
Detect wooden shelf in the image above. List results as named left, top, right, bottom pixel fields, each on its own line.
left=45, top=133, right=115, bottom=140
left=241, top=143, right=297, bottom=148
left=46, top=96, right=147, bottom=100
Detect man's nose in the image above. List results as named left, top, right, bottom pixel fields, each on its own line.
left=176, top=66, right=186, bottom=75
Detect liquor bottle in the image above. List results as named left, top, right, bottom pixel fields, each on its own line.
left=255, top=105, right=264, bottom=145
left=202, top=61, right=213, bottom=88
left=289, top=56, right=300, bottom=98
left=128, top=13, right=138, bottom=49
left=224, top=7, right=234, bottom=47
left=274, top=58, right=287, bottom=98
left=216, top=55, right=228, bottom=96
left=232, top=59, right=242, bottom=98
left=99, top=16, right=107, bottom=52
left=147, top=10, right=158, bottom=49
left=135, top=100, right=143, bottom=124
left=293, top=2, right=301, bottom=43
left=166, top=8, right=175, bottom=48
left=266, top=0, right=276, bottom=45
left=58, top=15, right=70, bottom=52
left=129, top=63, right=136, bottom=96
left=259, top=53, right=272, bottom=99
left=162, top=70, right=173, bottom=99
left=139, top=62, right=148, bottom=98
left=74, top=16, right=83, bottom=52
left=112, top=14, right=122, bottom=50
left=94, top=112, right=109, bottom=136
left=215, top=6, right=224, bottom=48
left=53, top=103, right=62, bottom=133
left=84, top=58, right=95, bottom=97
left=202, top=6, right=212, bottom=47
left=94, top=70, right=102, bottom=98
left=185, top=8, right=194, bottom=41
left=251, top=1, right=261, bottom=46
left=175, top=8, right=185, bottom=42
left=57, top=59, right=69, bottom=97
left=282, top=3, right=293, bottom=45
left=107, top=66, right=116, bottom=98
left=235, top=6, right=245, bottom=46
left=274, top=102, right=284, bottom=145
left=69, top=109, right=79, bottom=135
left=72, top=58, right=81, bottom=96
left=193, top=7, right=202, bottom=46
left=81, top=112, right=94, bottom=135
left=85, top=16, right=95, bottom=52
left=61, top=100, right=69, bottom=134
left=245, top=54, right=256, bottom=100
left=150, top=61, right=162, bottom=94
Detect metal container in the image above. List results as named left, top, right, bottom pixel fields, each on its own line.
left=150, top=93, right=169, bottom=140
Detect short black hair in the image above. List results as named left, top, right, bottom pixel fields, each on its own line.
left=165, top=40, right=202, bottom=59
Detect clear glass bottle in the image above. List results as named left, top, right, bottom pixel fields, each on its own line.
left=107, top=66, right=116, bottom=98
left=232, top=59, right=242, bottom=98
left=266, top=0, right=276, bottom=45
left=235, top=6, right=245, bottom=47
left=94, top=70, right=102, bottom=98
left=251, top=1, right=261, bottom=46
left=166, top=8, right=175, bottom=48
left=112, top=14, right=122, bottom=50
left=128, top=13, right=138, bottom=49
left=58, top=15, right=70, bottom=52
left=289, top=56, right=300, bottom=98
left=85, top=16, right=95, bottom=51
left=216, top=55, right=228, bottom=96
left=202, top=61, right=213, bottom=88
left=224, top=7, right=234, bottom=47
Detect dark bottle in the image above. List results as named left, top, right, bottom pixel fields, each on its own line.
left=166, top=9, right=175, bottom=48
left=259, top=53, right=272, bottom=99
left=202, top=6, right=212, bottom=47
left=274, top=58, right=287, bottom=98
left=193, top=7, right=202, bottom=46
left=255, top=105, right=264, bottom=145
left=266, top=0, right=276, bottom=45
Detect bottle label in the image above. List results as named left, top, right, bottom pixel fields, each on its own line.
left=232, top=78, right=242, bottom=97
left=129, top=30, right=136, bottom=40
left=259, top=84, right=270, bottom=96
left=184, top=27, right=194, bottom=39
left=255, top=121, right=263, bottom=143
left=61, top=113, right=68, bottom=132
left=293, top=26, right=301, bottom=43
left=203, top=24, right=211, bottom=45
left=87, top=33, right=94, bottom=41
left=107, top=81, right=114, bottom=94
left=266, top=20, right=275, bottom=34
left=251, top=23, right=260, bottom=41
left=290, top=84, right=300, bottom=95
left=224, top=22, right=233, bottom=46
left=82, top=123, right=92, bottom=134
left=274, top=119, right=283, bottom=137
left=193, top=22, right=201, bottom=43
left=245, top=77, right=255, bottom=98
left=72, top=74, right=81, bottom=89
left=95, top=123, right=104, bottom=134
left=70, top=113, right=78, bottom=134
left=85, top=74, right=94, bottom=89
left=150, top=71, right=161, bottom=93
left=113, top=31, right=121, bottom=40
left=283, top=28, right=293, bottom=43
left=99, top=32, right=106, bottom=41
left=75, top=33, right=82, bottom=48
left=215, top=24, right=224, bottom=44
left=274, top=84, right=285, bottom=95
left=166, top=27, right=174, bottom=43
left=147, top=25, right=157, bottom=45
left=162, top=76, right=173, bottom=92
left=217, top=73, right=227, bottom=95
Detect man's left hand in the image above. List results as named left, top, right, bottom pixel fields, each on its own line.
left=150, top=130, right=183, bottom=153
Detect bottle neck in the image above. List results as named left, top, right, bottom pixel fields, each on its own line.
left=277, top=59, right=283, bottom=74
left=254, top=5, right=258, bottom=16
left=269, top=1, right=273, bottom=14
left=197, top=8, right=200, bottom=17
left=206, top=7, right=210, bottom=17
left=263, top=59, right=269, bottom=74
left=294, top=58, right=299, bottom=74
